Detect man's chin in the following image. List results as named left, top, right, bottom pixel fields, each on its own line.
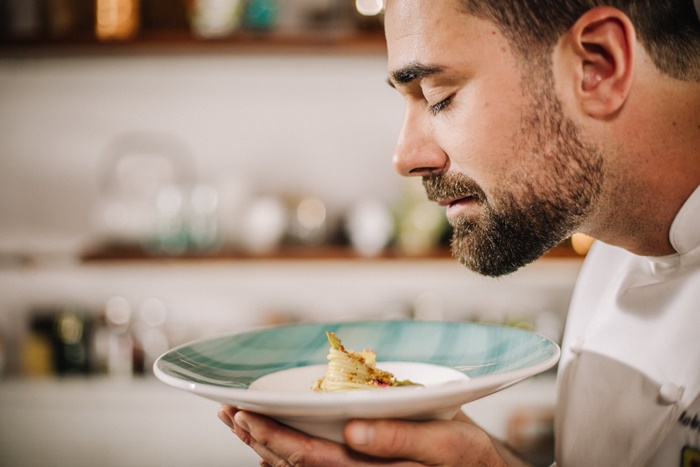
left=452, top=249, right=526, bottom=277
left=450, top=236, right=547, bottom=278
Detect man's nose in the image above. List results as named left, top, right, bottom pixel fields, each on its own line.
left=392, top=106, right=447, bottom=177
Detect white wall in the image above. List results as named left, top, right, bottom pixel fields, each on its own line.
left=0, top=52, right=403, bottom=253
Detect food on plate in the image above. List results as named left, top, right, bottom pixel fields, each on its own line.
left=312, top=331, right=420, bottom=391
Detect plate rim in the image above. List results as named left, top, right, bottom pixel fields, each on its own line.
left=153, top=320, right=561, bottom=415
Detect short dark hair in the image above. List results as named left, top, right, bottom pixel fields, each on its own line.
left=459, top=0, right=700, bottom=82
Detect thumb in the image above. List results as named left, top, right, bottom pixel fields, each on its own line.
left=343, top=418, right=501, bottom=465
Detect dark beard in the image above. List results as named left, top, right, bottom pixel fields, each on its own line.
left=423, top=98, right=603, bottom=277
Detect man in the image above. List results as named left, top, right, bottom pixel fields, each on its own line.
left=218, top=0, right=700, bottom=465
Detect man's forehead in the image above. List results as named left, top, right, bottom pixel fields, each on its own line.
left=385, top=0, right=488, bottom=75
left=384, top=0, right=464, bottom=25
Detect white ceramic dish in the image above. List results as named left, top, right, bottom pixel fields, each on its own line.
left=154, top=320, right=560, bottom=443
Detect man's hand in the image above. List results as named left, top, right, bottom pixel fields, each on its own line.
left=218, top=405, right=525, bottom=466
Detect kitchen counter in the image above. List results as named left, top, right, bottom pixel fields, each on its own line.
left=0, top=376, right=260, bottom=467
left=0, top=375, right=556, bottom=466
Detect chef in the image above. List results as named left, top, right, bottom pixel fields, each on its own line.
left=556, top=186, right=700, bottom=466
left=219, top=1, right=700, bottom=465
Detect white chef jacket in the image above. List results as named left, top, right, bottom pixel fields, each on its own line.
left=555, top=184, right=700, bottom=466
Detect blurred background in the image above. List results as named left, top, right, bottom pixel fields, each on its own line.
left=0, top=1, right=591, bottom=465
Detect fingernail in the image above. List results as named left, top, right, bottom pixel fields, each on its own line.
left=234, top=411, right=251, bottom=433
left=217, top=407, right=234, bottom=429
left=345, top=421, right=375, bottom=446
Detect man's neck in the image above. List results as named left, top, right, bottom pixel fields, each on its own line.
left=584, top=78, right=700, bottom=256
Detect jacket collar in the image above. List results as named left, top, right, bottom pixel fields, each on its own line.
left=669, top=184, right=700, bottom=256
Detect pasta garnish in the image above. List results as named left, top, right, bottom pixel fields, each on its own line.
left=312, top=331, right=420, bottom=391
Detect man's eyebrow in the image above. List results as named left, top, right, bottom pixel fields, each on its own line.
left=387, top=63, right=444, bottom=88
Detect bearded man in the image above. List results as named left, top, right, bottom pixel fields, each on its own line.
left=219, top=1, right=700, bottom=465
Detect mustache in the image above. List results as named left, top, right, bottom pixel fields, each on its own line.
left=422, top=172, right=487, bottom=204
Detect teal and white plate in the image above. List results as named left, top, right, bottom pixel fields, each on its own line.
left=154, top=320, right=560, bottom=442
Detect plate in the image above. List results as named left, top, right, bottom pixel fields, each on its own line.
left=154, top=320, right=560, bottom=443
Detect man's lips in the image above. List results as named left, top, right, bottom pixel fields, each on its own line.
left=437, top=196, right=480, bottom=219
left=437, top=195, right=478, bottom=208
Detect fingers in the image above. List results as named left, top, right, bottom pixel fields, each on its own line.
left=233, top=412, right=295, bottom=467
left=231, top=410, right=372, bottom=467
left=344, top=419, right=506, bottom=466
left=219, top=406, right=388, bottom=466
left=218, top=406, right=290, bottom=466
left=218, top=405, right=239, bottom=431
left=218, top=406, right=508, bottom=467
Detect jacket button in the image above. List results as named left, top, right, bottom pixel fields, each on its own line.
left=569, top=336, right=584, bottom=355
left=658, top=383, right=684, bottom=405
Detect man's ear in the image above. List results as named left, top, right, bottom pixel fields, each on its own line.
left=554, top=7, right=636, bottom=119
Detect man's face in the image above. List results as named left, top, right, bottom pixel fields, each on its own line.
left=385, top=0, right=603, bottom=276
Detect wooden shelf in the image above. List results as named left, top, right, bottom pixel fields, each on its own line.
left=0, top=29, right=387, bottom=58
left=79, top=242, right=584, bottom=263
left=80, top=244, right=450, bottom=262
